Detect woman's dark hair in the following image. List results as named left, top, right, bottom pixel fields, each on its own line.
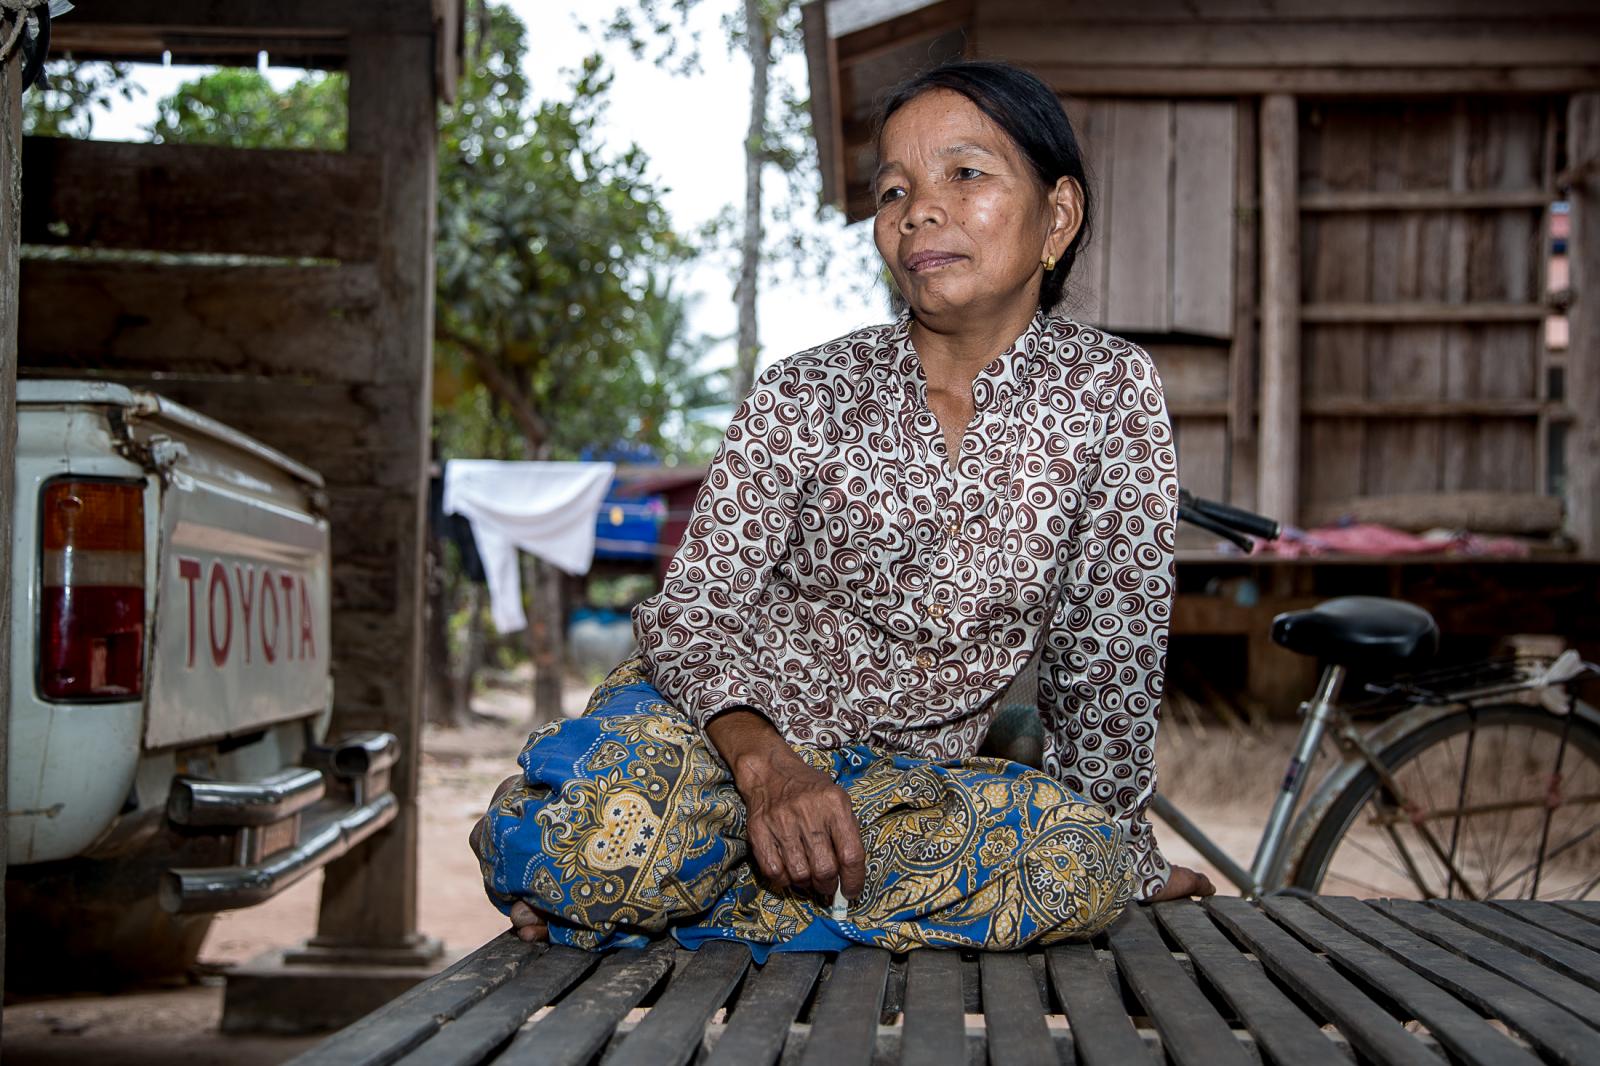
left=877, top=59, right=1092, bottom=314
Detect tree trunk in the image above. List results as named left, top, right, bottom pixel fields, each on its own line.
left=423, top=531, right=461, bottom=726
left=526, top=556, right=565, bottom=726
left=456, top=583, right=485, bottom=717
left=730, top=0, right=770, bottom=405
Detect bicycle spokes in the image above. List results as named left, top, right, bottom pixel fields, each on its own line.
left=1301, top=708, right=1600, bottom=901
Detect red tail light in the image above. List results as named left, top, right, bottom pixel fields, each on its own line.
left=38, top=479, right=146, bottom=700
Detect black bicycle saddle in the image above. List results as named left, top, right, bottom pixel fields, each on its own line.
left=1270, top=596, right=1440, bottom=669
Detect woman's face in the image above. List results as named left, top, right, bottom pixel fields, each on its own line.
left=873, top=89, right=1080, bottom=330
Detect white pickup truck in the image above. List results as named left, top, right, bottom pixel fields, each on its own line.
left=7, top=380, right=399, bottom=990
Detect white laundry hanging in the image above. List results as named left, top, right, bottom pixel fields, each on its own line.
left=442, top=460, right=617, bottom=633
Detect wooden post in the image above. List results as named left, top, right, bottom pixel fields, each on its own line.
left=309, top=31, right=439, bottom=954
left=1568, top=94, right=1600, bottom=557
left=0, top=52, right=21, bottom=1020
left=1257, top=94, right=1301, bottom=526
left=1228, top=98, right=1260, bottom=509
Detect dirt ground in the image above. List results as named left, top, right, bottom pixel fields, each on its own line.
left=2, top=675, right=1300, bottom=1065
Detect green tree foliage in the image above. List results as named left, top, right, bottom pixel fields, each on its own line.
left=142, top=4, right=717, bottom=464
left=23, top=57, right=140, bottom=138
left=148, top=68, right=347, bottom=150
left=433, top=15, right=718, bottom=460
left=595, top=0, right=838, bottom=403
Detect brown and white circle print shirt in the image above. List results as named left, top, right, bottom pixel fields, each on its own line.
left=632, top=311, right=1177, bottom=898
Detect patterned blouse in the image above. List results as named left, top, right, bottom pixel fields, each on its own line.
left=632, top=311, right=1177, bottom=898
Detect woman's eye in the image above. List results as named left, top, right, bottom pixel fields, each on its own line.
left=955, top=167, right=983, bottom=180
left=877, top=186, right=905, bottom=205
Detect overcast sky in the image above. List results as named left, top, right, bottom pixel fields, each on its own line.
left=93, top=1, right=886, bottom=383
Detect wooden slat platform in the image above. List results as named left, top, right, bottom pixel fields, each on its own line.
left=292, top=899, right=1600, bottom=1066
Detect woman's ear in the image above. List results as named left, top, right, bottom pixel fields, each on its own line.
left=1044, top=176, right=1084, bottom=263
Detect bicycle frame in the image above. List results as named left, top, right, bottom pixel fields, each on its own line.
left=1151, top=663, right=1346, bottom=897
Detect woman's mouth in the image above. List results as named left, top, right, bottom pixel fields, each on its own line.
left=904, top=250, right=965, bottom=272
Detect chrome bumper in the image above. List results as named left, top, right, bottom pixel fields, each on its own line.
left=159, top=732, right=401, bottom=915
left=161, top=792, right=397, bottom=914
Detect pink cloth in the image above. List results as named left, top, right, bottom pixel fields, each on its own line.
left=1252, top=522, right=1530, bottom=559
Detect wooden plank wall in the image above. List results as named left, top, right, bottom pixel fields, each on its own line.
left=970, top=0, right=1600, bottom=97
left=1296, top=97, right=1554, bottom=522
left=1060, top=88, right=1561, bottom=528
left=1063, top=97, right=1236, bottom=338
left=1064, top=95, right=1238, bottom=517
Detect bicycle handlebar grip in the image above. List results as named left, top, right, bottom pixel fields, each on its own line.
left=1187, top=496, right=1282, bottom=540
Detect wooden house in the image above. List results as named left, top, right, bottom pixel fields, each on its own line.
left=802, top=0, right=1600, bottom=701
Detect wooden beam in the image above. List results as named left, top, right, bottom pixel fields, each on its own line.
left=1257, top=94, right=1300, bottom=526
left=1299, top=301, right=1549, bottom=323
left=21, top=138, right=381, bottom=261
left=1305, top=399, right=1555, bottom=418
left=1567, top=93, right=1600, bottom=556
left=18, top=260, right=384, bottom=383
left=59, top=0, right=436, bottom=35
left=976, top=0, right=1600, bottom=20
left=313, top=32, right=438, bottom=953
left=0, top=54, right=21, bottom=1016
left=801, top=1, right=845, bottom=211
left=832, top=0, right=972, bottom=62
left=979, top=21, right=1600, bottom=70
left=1299, top=188, right=1551, bottom=212
left=1302, top=491, right=1564, bottom=535
left=1004, top=66, right=1600, bottom=98
left=1228, top=97, right=1258, bottom=460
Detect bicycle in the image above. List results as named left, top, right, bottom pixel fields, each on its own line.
left=988, top=491, right=1600, bottom=901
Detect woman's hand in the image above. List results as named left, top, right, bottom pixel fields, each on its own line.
left=1144, top=864, right=1217, bottom=903
left=707, top=710, right=867, bottom=903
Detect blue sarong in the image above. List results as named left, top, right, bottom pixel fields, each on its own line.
left=474, top=658, right=1132, bottom=958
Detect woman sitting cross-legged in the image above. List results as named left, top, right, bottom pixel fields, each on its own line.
left=470, top=58, right=1214, bottom=958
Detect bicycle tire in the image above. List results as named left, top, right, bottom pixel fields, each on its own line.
left=1291, top=703, right=1600, bottom=900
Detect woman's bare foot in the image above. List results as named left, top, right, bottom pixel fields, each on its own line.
left=509, top=900, right=550, bottom=943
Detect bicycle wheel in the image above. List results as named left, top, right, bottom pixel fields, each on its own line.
left=1292, top=703, right=1600, bottom=900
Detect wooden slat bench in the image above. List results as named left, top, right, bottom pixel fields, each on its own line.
left=290, top=898, right=1600, bottom=1066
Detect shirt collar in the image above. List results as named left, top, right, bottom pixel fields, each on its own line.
left=892, top=310, right=1047, bottom=415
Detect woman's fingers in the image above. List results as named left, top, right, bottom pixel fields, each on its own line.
left=747, top=818, right=791, bottom=890
left=801, top=827, right=840, bottom=899
left=773, top=814, right=814, bottom=891
left=828, top=801, right=867, bottom=901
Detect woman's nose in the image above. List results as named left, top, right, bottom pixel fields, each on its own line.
left=898, top=187, right=946, bottom=233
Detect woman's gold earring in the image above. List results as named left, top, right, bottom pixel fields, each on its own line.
left=1042, top=254, right=1057, bottom=271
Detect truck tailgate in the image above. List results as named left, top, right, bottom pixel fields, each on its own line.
left=141, top=409, right=331, bottom=747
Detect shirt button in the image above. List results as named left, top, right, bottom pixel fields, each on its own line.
left=926, top=603, right=946, bottom=618
left=915, top=651, right=936, bottom=669
left=945, top=522, right=959, bottom=536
